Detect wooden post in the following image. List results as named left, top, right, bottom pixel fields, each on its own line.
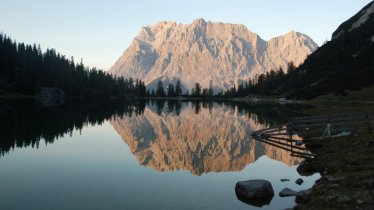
left=366, top=112, right=372, bottom=133
left=290, top=140, right=294, bottom=156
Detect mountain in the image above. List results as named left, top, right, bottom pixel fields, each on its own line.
left=110, top=103, right=302, bottom=175
left=282, top=1, right=374, bottom=98
left=110, top=19, right=317, bottom=93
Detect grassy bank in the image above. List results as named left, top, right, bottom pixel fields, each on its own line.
left=294, top=102, right=374, bottom=210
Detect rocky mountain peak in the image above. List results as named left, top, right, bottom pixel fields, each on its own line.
left=110, top=19, right=317, bottom=92
left=192, top=18, right=207, bottom=26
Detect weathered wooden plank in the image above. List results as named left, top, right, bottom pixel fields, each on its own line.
left=292, top=112, right=367, bottom=120
left=292, top=115, right=367, bottom=124
left=297, top=123, right=369, bottom=134
left=252, top=136, right=308, bottom=155
left=258, top=136, right=306, bottom=150
left=253, top=123, right=291, bottom=133
left=293, top=115, right=368, bottom=123
left=292, top=120, right=368, bottom=129
left=290, top=150, right=315, bottom=157
left=258, top=132, right=300, bottom=136
left=262, top=135, right=301, bottom=143
left=366, top=112, right=372, bottom=133
left=291, top=153, right=314, bottom=159
left=261, top=128, right=289, bottom=134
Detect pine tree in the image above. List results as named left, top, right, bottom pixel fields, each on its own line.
left=175, top=80, right=182, bottom=96
left=167, top=83, right=175, bottom=97
left=192, top=83, right=201, bottom=96
left=156, top=80, right=165, bottom=97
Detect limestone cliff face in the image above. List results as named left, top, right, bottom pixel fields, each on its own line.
left=109, top=19, right=317, bottom=92
left=110, top=103, right=301, bottom=175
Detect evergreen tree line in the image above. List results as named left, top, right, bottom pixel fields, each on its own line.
left=0, top=99, right=148, bottom=156
left=221, top=62, right=297, bottom=98
left=148, top=65, right=297, bottom=98
left=0, top=33, right=146, bottom=97
left=151, top=80, right=213, bottom=98
left=149, top=80, right=182, bottom=97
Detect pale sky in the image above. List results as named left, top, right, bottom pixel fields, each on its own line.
left=0, top=0, right=372, bottom=70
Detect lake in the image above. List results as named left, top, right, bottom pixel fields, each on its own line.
left=0, top=100, right=319, bottom=210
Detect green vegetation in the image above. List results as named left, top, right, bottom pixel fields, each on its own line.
left=0, top=33, right=146, bottom=98
left=314, top=86, right=374, bottom=102
left=155, top=80, right=166, bottom=97
left=296, top=133, right=374, bottom=210
left=150, top=80, right=213, bottom=98
left=294, top=103, right=374, bottom=210
left=221, top=63, right=293, bottom=98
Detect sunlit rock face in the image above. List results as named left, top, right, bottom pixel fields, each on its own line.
left=109, top=18, right=317, bottom=93
left=110, top=103, right=302, bottom=175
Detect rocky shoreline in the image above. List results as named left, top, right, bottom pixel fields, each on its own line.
left=293, top=133, right=374, bottom=210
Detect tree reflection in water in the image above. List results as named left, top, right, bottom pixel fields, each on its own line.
left=0, top=98, right=309, bottom=172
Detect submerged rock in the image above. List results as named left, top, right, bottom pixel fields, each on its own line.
left=295, top=178, right=304, bottom=185
left=235, top=179, right=274, bottom=207
left=297, top=160, right=316, bottom=176
left=279, top=187, right=298, bottom=197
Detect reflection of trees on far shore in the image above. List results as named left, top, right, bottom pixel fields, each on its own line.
left=0, top=99, right=308, bottom=157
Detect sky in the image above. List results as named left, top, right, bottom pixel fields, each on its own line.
left=0, top=0, right=372, bottom=70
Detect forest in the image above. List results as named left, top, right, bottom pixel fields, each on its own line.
left=0, top=33, right=146, bottom=98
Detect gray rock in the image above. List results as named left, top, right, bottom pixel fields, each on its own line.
left=279, top=187, right=298, bottom=197
left=296, top=141, right=304, bottom=146
left=337, top=195, right=351, bottom=203
left=295, top=178, right=304, bottom=185
left=296, top=189, right=311, bottom=197
left=235, top=179, right=274, bottom=207
left=280, top=178, right=290, bottom=182
left=295, top=189, right=312, bottom=203
left=323, top=175, right=344, bottom=183
left=325, top=195, right=338, bottom=200
left=297, top=160, right=316, bottom=176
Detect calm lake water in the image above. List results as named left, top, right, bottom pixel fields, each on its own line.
left=0, top=100, right=319, bottom=210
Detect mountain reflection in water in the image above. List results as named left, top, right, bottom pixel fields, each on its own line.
left=111, top=101, right=306, bottom=175
left=0, top=99, right=307, bottom=175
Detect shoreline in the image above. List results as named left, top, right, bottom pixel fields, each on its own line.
left=294, top=133, right=373, bottom=209
left=292, top=104, right=374, bottom=209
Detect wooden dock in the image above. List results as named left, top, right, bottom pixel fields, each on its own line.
left=251, top=112, right=372, bottom=159
left=291, top=112, right=372, bottom=138
left=252, top=123, right=315, bottom=159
